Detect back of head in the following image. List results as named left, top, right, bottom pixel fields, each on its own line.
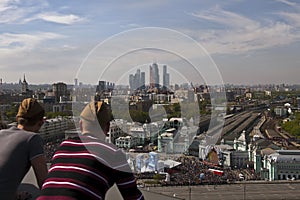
left=80, top=101, right=112, bottom=135
left=17, top=98, right=45, bottom=126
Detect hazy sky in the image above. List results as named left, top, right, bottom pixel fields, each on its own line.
left=1, top=0, right=300, bottom=85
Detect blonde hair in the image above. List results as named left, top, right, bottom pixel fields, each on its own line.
left=80, top=101, right=112, bottom=133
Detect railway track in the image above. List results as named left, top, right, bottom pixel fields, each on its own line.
left=262, top=118, right=300, bottom=148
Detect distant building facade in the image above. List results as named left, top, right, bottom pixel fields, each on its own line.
left=264, top=150, right=300, bottom=181
left=52, top=82, right=69, bottom=103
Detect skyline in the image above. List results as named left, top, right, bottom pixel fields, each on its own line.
left=1, top=0, right=300, bottom=85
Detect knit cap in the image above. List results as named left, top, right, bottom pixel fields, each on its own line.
left=17, top=98, right=44, bottom=119
left=80, top=101, right=111, bottom=128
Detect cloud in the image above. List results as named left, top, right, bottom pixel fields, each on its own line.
left=116, top=0, right=171, bottom=10
left=0, top=0, right=83, bottom=25
left=0, top=32, right=64, bottom=55
left=120, top=23, right=141, bottom=29
left=275, top=0, right=298, bottom=7
left=0, top=0, right=14, bottom=12
left=29, top=12, right=84, bottom=25
left=0, top=0, right=49, bottom=24
left=0, top=0, right=27, bottom=23
left=190, top=6, right=259, bottom=30
left=187, top=5, right=300, bottom=55
left=0, top=31, right=71, bottom=78
left=276, top=0, right=300, bottom=27
left=278, top=12, right=300, bottom=27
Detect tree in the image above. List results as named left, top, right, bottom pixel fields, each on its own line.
left=129, top=110, right=150, bottom=123
left=5, top=103, right=19, bottom=122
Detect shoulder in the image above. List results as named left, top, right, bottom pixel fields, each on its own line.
left=16, top=128, right=43, bottom=145
left=79, top=135, right=119, bottom=151
left=81, top=135, right=127, bottom=156
left=1, top=126, right=41, bottom=140
left=22, top=129, right=42, bottom=140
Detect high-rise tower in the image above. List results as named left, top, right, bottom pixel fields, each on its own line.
left=163, top=65, right=170, bottom=89
left=149, top=63, right=159, bottom=88
left=136, top=69, right=141, bottom=89
left=141, top=72, right=145, bottom=89
left=0, top=78, right=2, bottom=93
left=74, top=78, right=78, bottom=87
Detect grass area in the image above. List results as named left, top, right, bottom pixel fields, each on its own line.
left=281, top=112, right=300, bottom=138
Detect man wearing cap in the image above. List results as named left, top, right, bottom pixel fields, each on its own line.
left=37, top=101, right=144, bottom=200
left=0, top=98, right=48, bottom=200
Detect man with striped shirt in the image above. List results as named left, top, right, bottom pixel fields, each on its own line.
left=37, top=101, right=144, bottom=200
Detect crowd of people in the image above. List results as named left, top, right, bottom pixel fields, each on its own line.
left=137, top=155, right=261, bottom=187
left=43, top=139, right=63, bottom=163
left=166, top=156, right=262, bottom=186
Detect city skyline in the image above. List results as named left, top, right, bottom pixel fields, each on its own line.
left=0, top=0, right=300, bottom=85
left=129, top=63, right=170, bottom=90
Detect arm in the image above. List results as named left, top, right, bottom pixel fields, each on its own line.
left=112, top=150, right=144, bottom=200
left=116, top=172, right=144, bottom=200
left=31, top=155, right=48, bottom=189
left=27, top=134, right=48, bottom=189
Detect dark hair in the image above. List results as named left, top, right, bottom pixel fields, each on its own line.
left=17, top=110, right=45, bottom=126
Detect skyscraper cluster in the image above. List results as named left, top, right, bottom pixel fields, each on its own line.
left=129, top=63, right=170, bottom=90
left=129, top=69, right=146, bottom=90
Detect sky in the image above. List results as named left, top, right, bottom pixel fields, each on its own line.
left=1, top=0, right=300, bottom=86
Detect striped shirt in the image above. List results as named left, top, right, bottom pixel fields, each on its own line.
left=37, top=135, right=144, bottom=200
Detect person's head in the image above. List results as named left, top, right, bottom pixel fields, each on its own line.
left=80, top=101, right=112, bottom=137
left=16, top=98, right=45, bottom=132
